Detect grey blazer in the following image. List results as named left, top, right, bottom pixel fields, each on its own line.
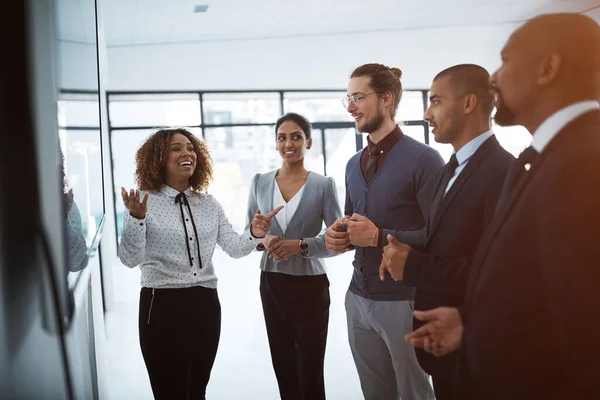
left=245, top=170, right=342, bottom=275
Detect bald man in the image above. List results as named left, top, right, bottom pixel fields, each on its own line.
left=403, top=13, right=600, bottom=399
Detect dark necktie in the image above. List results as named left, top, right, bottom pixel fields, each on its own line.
left=365, top=145, right=381, bottom=183
left=429, top=153, right=459, bottom=224
left=494, top=145, right=539, bottom=216
left=175, top=192, right=202, bottom=268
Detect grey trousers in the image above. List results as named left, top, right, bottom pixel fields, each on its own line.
left=345, top=290, right=434, bottom=400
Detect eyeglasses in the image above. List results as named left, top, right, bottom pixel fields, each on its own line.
left=342, top=92, right=377, bottom=108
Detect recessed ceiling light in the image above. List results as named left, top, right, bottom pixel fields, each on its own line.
left=194, top=4, right=209, bottom=13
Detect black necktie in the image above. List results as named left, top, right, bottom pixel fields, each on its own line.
left=365, top=145, right=381, bottom=183
left=175, top=192, right=202, bottom=268
left=429, top=153, right=459, bottom=224
left=494, top=146, right=539, bottom=216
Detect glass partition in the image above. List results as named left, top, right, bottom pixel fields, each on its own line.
left=55, top=0, right=104, bottom=282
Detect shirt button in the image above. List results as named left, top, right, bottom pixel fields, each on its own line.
left=186, top=219, right=189, bottom=222
left=139, top=223, right=143, bottom=226
left=189, top=237, right=193, bottom=241
left=193, top=273, right=197, bottom=276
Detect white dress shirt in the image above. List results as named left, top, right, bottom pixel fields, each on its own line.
left=445, top=130, right=495, bottom=195
left=531, top=100, right=600, bottom=153
left=119, top=185, right=261, bottom=289
left=273, top=182, right=305, bottom=233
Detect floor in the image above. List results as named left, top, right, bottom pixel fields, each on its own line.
left=104, top=249, right=367, bottom=399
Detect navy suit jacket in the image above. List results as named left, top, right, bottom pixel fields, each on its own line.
left=460, top=110, right=600, bottom=399
left=403, top=135, right=514, bottom=375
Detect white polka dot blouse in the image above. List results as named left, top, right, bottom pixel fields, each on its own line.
left=118, top=185, right=261, bottom=289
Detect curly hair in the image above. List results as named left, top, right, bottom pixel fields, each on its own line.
left=134, top=128, right=213, bottom=192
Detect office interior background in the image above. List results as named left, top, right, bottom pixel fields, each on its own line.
left=3, top=0, right=600, bottom=399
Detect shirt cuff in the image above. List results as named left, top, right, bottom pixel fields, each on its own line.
left=245, top=229, right=263, bottom=243
left=381, top=228, right=394, bottom=247
left=123, top=212, right=147, bottom=240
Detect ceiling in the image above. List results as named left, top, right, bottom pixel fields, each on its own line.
left=57, top=0, right=600, bottom=46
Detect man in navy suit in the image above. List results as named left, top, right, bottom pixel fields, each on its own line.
left=379, top=64, right=514, bottom=399
left=402, top=13, right=600, bottom=399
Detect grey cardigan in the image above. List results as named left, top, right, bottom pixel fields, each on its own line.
left=245, top=170, right=342, bottom=275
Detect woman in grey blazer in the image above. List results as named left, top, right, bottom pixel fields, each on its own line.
left=246, top=113, right=342, bottom=400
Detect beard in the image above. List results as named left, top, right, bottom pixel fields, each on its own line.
left=357, top=108, right=386, bottom=133
left=493, top=91, right=517, bottom=127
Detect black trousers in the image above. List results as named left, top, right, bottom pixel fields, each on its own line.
left=417, top=347, right=464, bottom=400
left=139, top=286, right=221, bottom=400
left=260, top=271, right=330, bottom=400
left=431, top=372, right=456, bottom=400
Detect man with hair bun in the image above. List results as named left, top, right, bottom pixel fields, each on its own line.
left=325, top=63, right=443, bottom=399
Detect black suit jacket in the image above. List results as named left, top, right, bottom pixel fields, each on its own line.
left=403, top=135, right=514, bottom=375
left=461, top=110, right=600, bottom=399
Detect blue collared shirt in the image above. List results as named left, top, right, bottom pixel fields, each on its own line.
left=445, top=130, right=494, bottom=195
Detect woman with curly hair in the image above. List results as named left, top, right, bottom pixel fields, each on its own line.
left=118, top=128, right=281, bottom=400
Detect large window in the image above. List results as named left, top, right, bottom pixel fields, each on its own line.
left=492, top=124, right=531, bottom=157
left=106, top=89, right=533, bottom=246
left=204, top=125, right=276, bottom=232
left=109, top=93, right=201, bottom=127
left=397, top=91, right=426, bottom=122
left=58, top=95, right=103, bottom=128
left=284, top=92, right=353, bottom=123
left=401, top=124, right=428, bottom=143
left=322, top=127, right=358, bottom=211
left=203, top=92, right=280, bottom=125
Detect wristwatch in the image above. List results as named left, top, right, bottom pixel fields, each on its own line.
left=299, top=239, right=309, bottom=257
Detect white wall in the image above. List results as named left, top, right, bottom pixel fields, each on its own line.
left=58, top=41, right=99, bottom=91
left=105, top=23, right=520, bottom=91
